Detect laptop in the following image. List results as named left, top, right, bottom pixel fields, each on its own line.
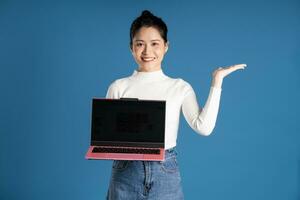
left=85, top=98, right=166, bottom=161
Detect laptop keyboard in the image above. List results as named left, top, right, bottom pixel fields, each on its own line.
left=92, top=147, right=160, bottom=154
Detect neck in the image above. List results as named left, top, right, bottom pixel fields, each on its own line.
left=138, top=65, right=162, bottom=72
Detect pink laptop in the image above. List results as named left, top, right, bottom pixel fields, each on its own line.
left=85, top=98, right=165, bottom=161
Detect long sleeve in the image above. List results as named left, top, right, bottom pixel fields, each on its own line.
left=182, top=86, right=222, bottom=136
left=105, top=81, right=119, bottom=99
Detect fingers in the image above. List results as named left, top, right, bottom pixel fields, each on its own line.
left=219, top=64, right=247, bottom=69
left=214, top=64, right=247, bottom=76
left=233, top=64, right=247, bottom=67
left=232, top=64, right=247, bottom=69
left=226, top=64, right=247, bottom=71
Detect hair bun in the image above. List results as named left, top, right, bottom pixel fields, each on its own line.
left=141, top=10, right=153, bottom=17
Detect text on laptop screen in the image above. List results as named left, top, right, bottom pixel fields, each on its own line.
left=91, top=99, right=165, bottom=144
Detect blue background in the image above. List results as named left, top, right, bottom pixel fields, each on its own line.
left=1, top=1, right=299, bottom=199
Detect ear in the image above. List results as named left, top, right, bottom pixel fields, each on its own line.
left=129, top=44, right=133, bottom=54
left=165, top=41, right=169, bottom=53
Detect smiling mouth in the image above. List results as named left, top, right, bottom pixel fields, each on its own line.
left=141, top=57, right=156, bottom=62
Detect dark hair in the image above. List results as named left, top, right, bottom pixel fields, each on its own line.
left=130, top=10, right=168, bottom=48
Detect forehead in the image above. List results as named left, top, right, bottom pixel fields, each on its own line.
left=133, top=26, right=163, bottom=41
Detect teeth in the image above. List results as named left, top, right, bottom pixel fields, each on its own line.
left=142, top=57, right=155, bottom=61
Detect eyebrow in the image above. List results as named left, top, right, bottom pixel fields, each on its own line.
left=134, top=39, right=162, bottom=42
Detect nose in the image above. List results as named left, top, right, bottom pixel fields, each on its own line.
left=142, top=44, right=150, bottom=55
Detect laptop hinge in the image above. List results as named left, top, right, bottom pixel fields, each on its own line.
left=120, top=97, right=139, bottom=101
left=91, top=141, right=164, bottom=148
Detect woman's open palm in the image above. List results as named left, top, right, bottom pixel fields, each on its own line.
left=213, top=64, right=247, bottom=79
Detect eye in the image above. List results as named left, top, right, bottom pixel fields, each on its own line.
left=136, top=43, right=143, bottom=47
left=152, top=42, right=159, bottom=46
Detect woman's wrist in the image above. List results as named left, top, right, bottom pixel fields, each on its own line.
left=211, top=76, right=223, bottom=89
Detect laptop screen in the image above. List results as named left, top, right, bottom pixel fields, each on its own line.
left=91, top=99, right=165, bottom=147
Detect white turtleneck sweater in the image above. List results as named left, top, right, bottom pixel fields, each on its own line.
left=105, top=69, right=222, bottom=150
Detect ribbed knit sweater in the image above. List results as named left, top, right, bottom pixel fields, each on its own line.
left=106, top=69, right=222, bottom=149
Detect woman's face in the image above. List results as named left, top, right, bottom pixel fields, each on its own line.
left=131, top=26, right=168, bottom=72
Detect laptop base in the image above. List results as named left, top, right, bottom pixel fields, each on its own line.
left=85, top=146, right=165, bottom=161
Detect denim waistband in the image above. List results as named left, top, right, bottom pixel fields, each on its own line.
left=165, top=147, right=177, bottom=158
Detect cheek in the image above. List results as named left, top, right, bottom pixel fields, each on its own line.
left=132, top=49, right=140, bottom=57
left=133, top=48, right=143, bottom=56
left=155, top=49, right=165, bottom=58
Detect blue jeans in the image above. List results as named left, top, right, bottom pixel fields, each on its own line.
left=106, top=147, right=184, bottom=200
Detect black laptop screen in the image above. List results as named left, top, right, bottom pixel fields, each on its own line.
left=91, top=99, right=165, bottom=146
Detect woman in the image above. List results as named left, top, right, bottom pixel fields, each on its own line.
left=106, top=10, right=246, bottom=200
